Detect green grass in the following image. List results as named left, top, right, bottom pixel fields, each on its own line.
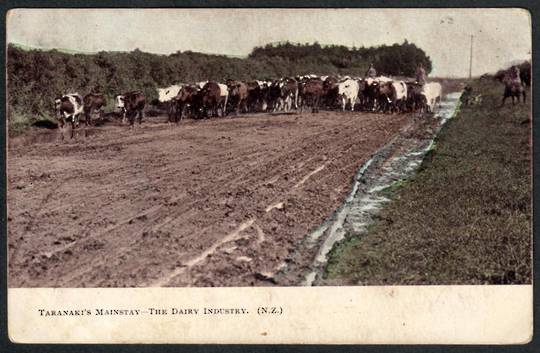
left=324, top=79, right=531, bottom=285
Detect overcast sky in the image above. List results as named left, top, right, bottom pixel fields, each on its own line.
left=7, top=8, right=531, bottom=77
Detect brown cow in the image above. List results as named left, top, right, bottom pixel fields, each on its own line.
left=227, top=80, right=249, bottom=115
left=323, top=76, right=339, bottom=109
left=377, top=82, right=394, bottom=113
left=196, top=82, right=227, bottom=118
left=245, top=81, right=263, bottom=112
left=405, top=82, right=424, bottom=112
left=299, top=78, right=324, bottom=113
left=83, top=92, right=107, bottom=126
left=170, top=85, right=200, bottom=123
left=115, top=91, right=146, bottom=126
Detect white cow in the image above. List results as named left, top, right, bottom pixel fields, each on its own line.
left=391, top=81, right=408, bottom=112
left=337, top=79, right=360, bottom=111
left=157, top=84, right=182, bottom=103
left=376, top=75, right=393, bottom=83
left=217, top=83, right=229, bottom=114
left=421, top=82, right=442, bottom=112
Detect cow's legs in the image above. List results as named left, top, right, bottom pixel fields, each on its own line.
left=84, top=111, right=92, bottom=137
left=138, top=109, right=144, bottom=125
left=70, top=118, right=75, bottom=139
left=128, top=111, right=135, bottom=128
left=58, top=117, right=65, bottom=141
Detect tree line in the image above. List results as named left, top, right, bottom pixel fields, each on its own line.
left=7, top=41, right=432, bottom=130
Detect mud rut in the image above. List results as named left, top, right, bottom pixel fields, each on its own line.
left=10, top=111, right=416, bottom=287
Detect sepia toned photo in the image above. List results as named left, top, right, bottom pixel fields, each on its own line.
left=5, top=7, right=533, bottom=344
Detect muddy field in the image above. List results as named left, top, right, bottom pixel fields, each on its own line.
left=8, top=111, right=414, bottom=287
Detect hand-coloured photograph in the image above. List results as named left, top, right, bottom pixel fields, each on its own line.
left=5, top=7, right=533, bottom=344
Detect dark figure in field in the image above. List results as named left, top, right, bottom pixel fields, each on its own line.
left=115, top=91, right=146, bottom=126
left=501, top=66, right=526, bottom=105
left=416, top=64, right=427, bottom=86
left=502, top=80, right=526, bottom=105
left=83, top=92, right=107, bottom=126
left=365, top=63, right=377, bottom=78
left=508, top=65, right=521, bottom=83
left=461, top=85, right=473, bottom=106
left=520, top=65, right=531, bottom=87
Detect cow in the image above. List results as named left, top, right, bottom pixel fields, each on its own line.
left=299, top=78, right=324, bottom=113
left=337, top=79, right=359, bottom=111
left=266, top=80, right=282, bottom=112
left=54, top=93, right=84, bottom=140
left=115, top=91, right=146, bottom=126
left=157, top=84, right=183, bottom=104
left=227, top=80, right=248, bottom=115
left=363, top=78, right=381, bottom=111
left=356, top=79, right=368, bottom=110
left=405, top=82, right=424, bottom=112
left=419, top=82, right=442, bottom=113
left=218, top=83, right=229, bottom=115
left=280, top=77, right=299, bottom=112
left=245, top=81, right=261, bottom=112
left=195, top=82, right=227, bottom=118
left=520, top=67, right=531, bottom=87
left=83, top=92, right=107, bottom=126
left=322, top=76, right=339, bottom=109
left=502, top=80, right=526, bottom=105
left=377, top=82, right=395, bottom=113
left=389, top=81, right=408, bottom=113
left=170, top=85, right=200, bottom=123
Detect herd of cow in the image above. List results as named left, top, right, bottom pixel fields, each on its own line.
left=162, top=75, right=442, bottom=122
left=54, top=74, right=442, bottom=139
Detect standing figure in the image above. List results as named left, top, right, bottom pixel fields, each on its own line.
left=416, top=64, right=427, bottom=86
left=365, top=63, right=377, bottom=78
left=507, top=65, right=521, bottom=84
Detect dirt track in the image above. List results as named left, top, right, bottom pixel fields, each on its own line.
left=8, top=111, right=412, bottom=287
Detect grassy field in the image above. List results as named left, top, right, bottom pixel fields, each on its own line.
left=324, top=79, right=532, bottom=285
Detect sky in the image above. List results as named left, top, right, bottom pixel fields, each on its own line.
left=7, top=8, right=531, bottom=77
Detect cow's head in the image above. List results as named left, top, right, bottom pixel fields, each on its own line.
left=337, top=82, right=352, bottom=96
left=54, top=97, right=62, bottom=110
left=158, top=88, right=170, bottom=103
left=114, top=95, right=125, bottom=110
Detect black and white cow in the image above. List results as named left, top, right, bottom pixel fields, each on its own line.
left=54, top=93, right=84, bottom=140
left=115, top=91, right=146, bottom=126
